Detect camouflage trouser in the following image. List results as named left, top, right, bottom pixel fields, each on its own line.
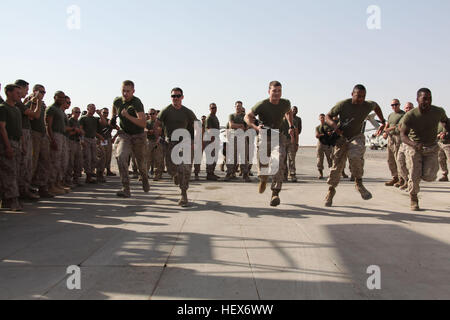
left=166, top=141, right=193, bottom=191
left=31, top=131, right=50, bottom=188
left=147, top=140, right=164, bottom=176
left=49, top=133, right=64, bottom=185
left=438, top=142, right=449, bottom=175
left=97, top=141, right=106, bottom=175
left=387, top=134, right=401, bottom=178
left=405, top=144, right=439, bottom=196
left=62, top=137, right=70, bottom=183
left=68, top=140, right=82, bottom=181
left=19, top=129, right=33, bottom=194
left=114, top=132, right=147, bottom=189
left=0, top=140, right=20, bottom=199
left=226, top=137, right=249, bottom=176
left=105, top=139, right=113, bottom=171
left=328, top=134, right=366, bottom=188
left=317, top=142, right=333, bottom=171
left=205, top=140, right=218, bottom=175
left=82, top=138, right=97, bottom=176
left=287, top=141, right=298, bottom=177
left=397, top=143, right=409, bottom=182
left=257, top=132, right=287, bottom=192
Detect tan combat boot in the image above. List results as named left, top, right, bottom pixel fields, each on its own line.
left=439, top=174, right=449, bottom=182
left=49, top=184, right=65, bottom=196
left=356, top=179, right=373, bottom=200
left=318, top=170, right=324, bottom=180
left=385, top=176, right=399, bottom=187
left=394, top=178, right=405, bottom=188
left=142, top=176, right=150, bottom=193
left=411, top=194, right=420, bottom=211
left=270, top=191, right=281, bottom=207
left=325, top=187, right=336, bottom=207
left=116, top=186, right=131, bottom=198
left=178, top=190, right=188, bottom=207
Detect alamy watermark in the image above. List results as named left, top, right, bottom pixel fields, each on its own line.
left=66, top=265, right=81, bottom=290
left=367, top=5, right=381, bottom=30
left=366, top=265, right=381, bottom=290
left=169, top=122, right=281, bottom=176
left=67, top=5, right=81, bottom=30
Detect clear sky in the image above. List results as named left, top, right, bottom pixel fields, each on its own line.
left=1, top=0, right=449, bottom=145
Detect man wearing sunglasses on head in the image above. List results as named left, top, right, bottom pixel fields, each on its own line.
left=155, top=88, right=197, bottom=207
left=384, top=99, right=406, bottom=187
left=112, top=80, right=149, bottom=198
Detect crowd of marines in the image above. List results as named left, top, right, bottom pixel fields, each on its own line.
left=0, top=80, right=448, bottom=212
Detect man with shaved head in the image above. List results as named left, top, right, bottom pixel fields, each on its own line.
left=324, top=84, right=386, bottom=207
left=400, top=88, right=449, bottom=211
left=384, top=99, right=406, bottom=187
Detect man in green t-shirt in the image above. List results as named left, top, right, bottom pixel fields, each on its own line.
left=45, top=91, right=70, bottom=196
left=286, top=106, right=302, bottom=182
left=384, top=99, right=406, bottom=187
left=205, top=103, right=221, bottom=181
left=401, top=88, right=450, bottom=211
left=80, top=103, right=107, bottom=183
left=146, top=108, right=164, bottom=181
left=14, top=80, right=41, bottom=200
left=0, top=84, right=23, bottom=211
left=437, top=118, right=450, bottom=182
left=27, top=84, right=53, bottom=198
left=67, top=107, right=83, bottom=186
left=112, top=80, right=149, bottom=198
left=395, top=102, right=414, bottom=190
left=245, top=81, right=295, bottom=207
left=324, top=84, right=386, bottom=207
left=225, top=101, right=251, bottom=182
left=316, top=114, right=335, bottom=179
left=155, top=88, right=198, bottom=207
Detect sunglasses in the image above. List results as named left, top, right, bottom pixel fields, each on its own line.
left=74, top=111, right=81, bottom=114
left=150, top=113, right=156, bottom=115
left=391, top=103, right=400, bottom=107
left=171, top=94, right=182, bottom=98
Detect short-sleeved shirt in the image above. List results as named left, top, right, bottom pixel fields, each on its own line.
left=45, top=104, right=66, bottom=134
left=402, top=106, right=448, bottom=147
left=113, top=96, right=145, bottom=135
left=251, top=99, right=291, bottom=129
left=99, top=119, right=113, bottom=140
left=0, top=103, right=22, bottom=141
left=16, top=101, right=31, bottom=130
left=438, top=119, right=450, bottom=145
left=387, top=111, right=406, bottom=135
left=146, top=120, right=157, bottom=141
left=293, top=116, right=302, bottom=134
left=316, top=123, right=338, bottom=146
left=29, top=101, right=46, bottom=133
left=329, top=99, right=379, bottom=139
left=68, top=118, right=81, bottom=142
left=228, top=113, right=247, bottom=128
left=79, top=116, right=100, bottom=139
left=157, top=105, right=197, bottom=139
left=206, top=114, right=220, bottom=130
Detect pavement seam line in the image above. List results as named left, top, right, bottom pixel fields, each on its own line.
left=239, top=224, right=261, bottom=300
left=149, top=215, right=189, bottom=300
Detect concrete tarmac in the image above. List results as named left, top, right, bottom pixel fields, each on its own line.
left=0, top=148, right=449, bottom=300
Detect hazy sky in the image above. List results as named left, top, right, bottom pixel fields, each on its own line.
left=1, top=0, right=449, bottom=145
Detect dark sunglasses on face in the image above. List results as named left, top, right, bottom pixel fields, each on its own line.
left=171, top=94, right=182, bottom=98
left=391, top=103, right=400, bottom=107
left=150, top=113, right=156, bottom=115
